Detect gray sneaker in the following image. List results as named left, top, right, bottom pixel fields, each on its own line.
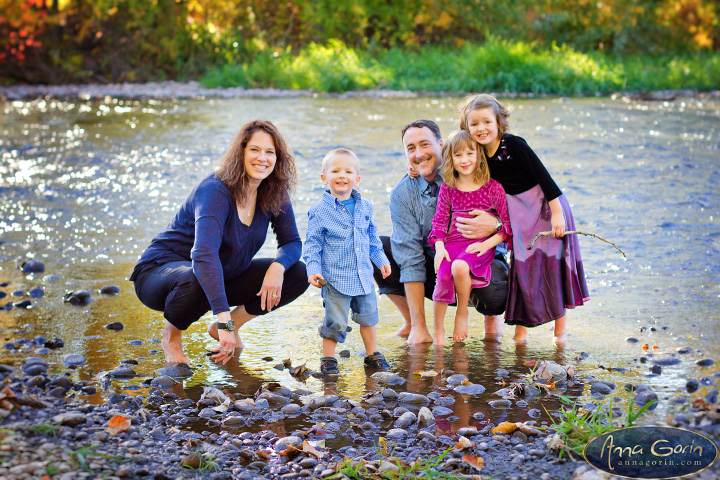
left=320, top=357, right=339, bottom=376
left=363, top=352, right=390, bottom=370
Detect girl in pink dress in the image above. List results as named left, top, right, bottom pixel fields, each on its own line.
left=429, top=131, right=512, bottom=345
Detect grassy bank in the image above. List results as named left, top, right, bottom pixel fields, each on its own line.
left=200, top=37, right=720, bottom=95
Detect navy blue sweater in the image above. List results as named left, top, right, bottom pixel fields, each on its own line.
left=130, top=173, right=302, bottom=314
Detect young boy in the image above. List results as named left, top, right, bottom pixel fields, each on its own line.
left=303, top=148, right=392, bottom=377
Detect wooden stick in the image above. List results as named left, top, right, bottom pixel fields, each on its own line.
left=526, top=231, right=626, bottom=258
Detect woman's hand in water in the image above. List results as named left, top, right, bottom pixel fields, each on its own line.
left=434, top=242, right=450, bottom=273
left=258, top=261, right=285, bottom=311
left=210, top=311, right=236, bottom=365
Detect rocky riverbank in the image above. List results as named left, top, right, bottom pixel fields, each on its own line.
left=1, top=81, right=719, bottom=101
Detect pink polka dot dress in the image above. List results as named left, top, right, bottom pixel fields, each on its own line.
left=428, top=180, right=512, bottom=304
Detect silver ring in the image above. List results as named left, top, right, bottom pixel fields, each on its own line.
left=226, top=349, right=233, bottom=355
left=272, top=293, right=278, bottom=299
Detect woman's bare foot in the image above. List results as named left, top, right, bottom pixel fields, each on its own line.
left=513, top=325, right=528, bottom=344
left=452, top=310, right=469, bottom=343
left=406, top=327, right=433, bottom=345
left=207, top=321, right=244, bottom=350
left=553, top=333, right=567, bottom=345
left=395, top=323, right=412, bottom=338
left=162, top=322, right=191, bottom=365
left=553, top=316, right=567, bottom=345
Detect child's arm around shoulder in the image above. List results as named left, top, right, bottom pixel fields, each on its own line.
left=302, top=204, right=326, bottom=288
left=364, top=199, right=391, bottom=279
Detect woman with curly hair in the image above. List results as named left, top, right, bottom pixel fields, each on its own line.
left=130, top=120, right=308, bottom=365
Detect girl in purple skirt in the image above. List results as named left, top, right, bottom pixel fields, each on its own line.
left=429, top=131, right=512, bottom=345
left=460, top=93, right=589, bottom=344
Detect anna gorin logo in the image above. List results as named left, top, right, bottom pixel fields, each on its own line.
left=584, top=426, right=718, bottom=479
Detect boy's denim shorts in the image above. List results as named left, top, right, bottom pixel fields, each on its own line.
left=320, top=283, right=379, bottom=343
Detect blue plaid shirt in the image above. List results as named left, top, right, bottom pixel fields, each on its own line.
left=303, top=190, right=389, bottom=296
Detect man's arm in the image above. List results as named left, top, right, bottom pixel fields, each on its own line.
left=455, top=210, right=499, bottom=239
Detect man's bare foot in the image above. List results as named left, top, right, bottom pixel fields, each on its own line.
left=406, top=327, right=433, bottom=345
left=452, top=311, right=469, bottom=343
left=395, top=323, right=412, bottom=338
left=483, top=333, right=502, bottom=343
left=513, top=325, right=528, bottom=344
left=162, top=324, right=191, bottom=365
left=207, top=321, right=244, bottom=350
left=433, top=329, right=446, bottom=346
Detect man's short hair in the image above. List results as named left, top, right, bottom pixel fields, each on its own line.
left=321, top=148, right=359, bottom=173
left=400, top=120, right=442, bottom=142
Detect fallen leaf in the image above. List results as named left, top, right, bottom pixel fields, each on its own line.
left=282, top=358, right=292, bottom=368
left=378, top=436, right=388, bottom=455
left=413, top=370, right=439, bottom=378
left=642, top=343, right=649, bottom=350
left=454, top=435, right=476, bottom=450
left=461, top=379, right=472, bottom=385
left=523, top=360, right=537, bottom=367
left=461, top=455, right=484, bottom=469
left=491, top=422, right=518, bottom=435
left=301, top=440, right=326, bottom=459
left=108, top=415, right=131, bottom=435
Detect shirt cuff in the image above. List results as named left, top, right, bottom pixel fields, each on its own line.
left=399, top=265, right=426, bottom=284
left=371, top=251, right=389, bottom=269
left=306, top=261, right=322, bottom=278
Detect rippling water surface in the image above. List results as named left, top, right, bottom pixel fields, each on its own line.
left=1, top=96, right=719, bottom=432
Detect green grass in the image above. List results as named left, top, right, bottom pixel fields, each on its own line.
left=29, top=423, right=61, bottom=436
left=200, top=37, right=720, bottom=95
left=69, top=446, right=126, bottom=472
left=545, top=395, right=657, bottom=460
left=331, top=447, right=464, bottom=479
left=179, top=451, right=219, bottom=472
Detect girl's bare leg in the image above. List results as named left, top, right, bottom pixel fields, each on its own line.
left=553, top=315, right=567, bottom=345
left=513, top=325, right=528, bottom=344
left=207, top=305, right=257, bottom=351
left=433, top=301, right=449, bottom=346
left=451, top=260, right=471, bottom=343
left=162, top=321, right=191, bottom=365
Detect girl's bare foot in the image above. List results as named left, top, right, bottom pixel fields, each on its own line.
left=162, top=322, right=191, bottom=365
left=395, top=323, right=412, bottom=338
left=207, top=321, right=244, bottom=351
left=452, top=310, right=469, bottom=343
left=434, top=329, right=446, bottom=346
left=513, top=325, right=528, bottom=344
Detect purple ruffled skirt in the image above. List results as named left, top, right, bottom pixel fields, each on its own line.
left=505, top=185, right=589, bottom=327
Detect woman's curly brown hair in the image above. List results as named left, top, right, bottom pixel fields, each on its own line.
left=216, top=120, right=296, bottom=216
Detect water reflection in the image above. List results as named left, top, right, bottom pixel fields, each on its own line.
left=1, top=96, right=719, bottom=432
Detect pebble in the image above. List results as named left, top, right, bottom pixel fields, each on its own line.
left=370, top=372, right=405, bottom=385
left=386, top=428, right=408, bottom=439
left=696, top=359, right=714, bottom=367
left=100, top=285, right=120, bottom=295
left=626, top=337, right=639, bottom=343
left=28, top=287, right=44, bottom=298
left=109, top=368, right=136, bottom=379
left=21, top=260, right=45, bottom=273
left=281, top=404, right=301, bottom=415
left=457, top=427, right=478, bottom=437
left=105, top=321, right=124, bottom=330
left=43, top=274, right=60, bottom=282
left=653, top=357, right=681, bottom=366
left=489, top=399, right=513, bottom=409
left=52, top=412, right=87, bottom=427
left=395, top=411, right=416, bottom=428
left=432, top=406, right=453, bottom=416
left=417, top=407, right=435, bottom=428
left=13, top=299, right=33, bottom=309
left=63, top=290, right=93, bottom=305
left=63, top=354, right=86, bottom=367
left=397, top=392, right=429, bottom=405
left=454, top=383, right=486, bottom=395
left=677, top=346, right=692, bottom=354
left=635, top=389, right=659, bottom=410
left=445, top=374, right=468, bottom=385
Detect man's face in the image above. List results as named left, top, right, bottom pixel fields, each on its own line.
left=402, top=126, right=443, bottom=181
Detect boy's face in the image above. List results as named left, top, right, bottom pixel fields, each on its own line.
left=321, top=154, right=360, bottom=200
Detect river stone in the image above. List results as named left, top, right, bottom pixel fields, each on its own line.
left=397, top=392, right=430, bottom=405
left=686, top=379, right=700, bottom=393
left=257, top=392, right=291, bottom=407
left=53, top=411, right=86, bottom=427
left=274, top=436, right=303, bottom=451
left=47, top=377, right=73, bottom=390
left=63, top=354, right=86, bottom=367
left=22, top=363, right=47, bottom=376
left=446, top=374, right=469, bottom=385
left=105, top=321, right=124, bottom=331
left=386, top=428, right=408, bottom=439
left=454, top=383, right=486, bottom=395
left=395, top=411, right=417, bottom=428
left=305, top=395, right=339, bottom=410
left=653, top=357, right=681, bottom=366
left=676, top=346, right=692, bottom=354
left=223, top=415, right=245, bottom=427
left=28, top=287, right=44, bottom=298
left=43, top=275, right=59, bottom=282
left=199, top=407, right=218, bottom=418
left=371, top=372, right=405, bottom=385
left=149, top=375, right=175, bottom=388
left=696, top=359, right=714, bottom=367
left=48, top=387, right=66, bottom=398
left=590, top=381, right=615, bottom=395
left=381, top=388, right=398, bottom=400
left=234, top=399, right=255, bottom=413
left=489, top=399, right=513, bottom=409
left=63, top=290, right=93, bottom=305
left=432, top=406, right=453, bottom=417
left=457, top=427, right=478, bottom=437
left=281, top=404, right=301, bottom=415
left=156, top=363, right=193, bottom=378
left=44, top=338, right=64, bottom=349
left=109, top=368, right=136, bottom=379
left=21, top=260, right=44, bottom=273
left=417, top=407, right=435, bottom=428
left=13, top=299, right=32, bottom=309
left=433, top=396, right=455, bottom=406
left=626, top=337, right=639, bottom=343
left=100, top=285, right=120, bottom=295
left=635, top=389, right=659, bottom=410
left=379, top=462, right=400, bottom=474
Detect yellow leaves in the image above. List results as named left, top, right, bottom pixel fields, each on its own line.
left=378, top=436, right=389, bottom=456
left=434, top=11, right=453, bottom=29
left=461, top=455, right=485, bottom=470
left=461, top=379, right=472, bottom=385
left=108, top=415, right=131, bottom=436
left=413, top=370, right=438, bottom=378
left=491, top=422, right=518, bottom=435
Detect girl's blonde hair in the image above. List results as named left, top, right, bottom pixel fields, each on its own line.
left=440, top=130, right=490, bottom=189
left=459, top=93, right=511, bottom=137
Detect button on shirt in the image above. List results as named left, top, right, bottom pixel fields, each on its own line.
left=389, top=174, right=442, bottom=284
left=303, top=190, right=389, bottom=296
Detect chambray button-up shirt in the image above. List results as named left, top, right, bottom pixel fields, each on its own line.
left=389, top=174, right=442, bottom=284
left=303, top=190, right=389, bottom=296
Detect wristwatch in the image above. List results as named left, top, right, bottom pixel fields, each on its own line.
left=218, top=319, right=235, bottom=331
left=494, top=218, right=503, bottom=232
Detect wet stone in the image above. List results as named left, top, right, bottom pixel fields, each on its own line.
left=150, top=376, right=176, bottom=388
left=395, top=411, right=416, bottom=428
left=156, top=363, right=193, bottom=378
left=653, top=357, right=681, bottom=366
left=43, top=274, right=59, bottom=282
left=48, top=386, right=67, bottom=398
left=199, top=408, right=218, bottom=418
left=63, top=290, right=93, bottom=305
left=53, top=411, right=86, bottom=427
left=686, top=379, right=700, bottom=393
left=635, top=389, right=659, bottom=410
left=28, top=287, right=44, bottom=298
left=281, top=404, right=301, bottom=415
left=626, top=337, right=639, bottom=343
left=22, top=363, right=47, bottom=376
left=13, top=299, right=33, bottom=309
left=432, top=406, right=453, bottom=417
left=338, top=350, right=350, bottom=358
left=397, top=392, right=429, bottom=405
left=454, top=383, right=486, bottom=395
left=274, top=436, right=303, bottom=451
left=696, top=359, right=714, bottom=367
left=417, top=407, right=435, bottom=428
left=495, top=368, right=509, bottom=377
left=433, top=395, right=455, bottom=406
left=457, top=427, right=478, bottom=437
left=257, top=392, right=291, bottom=407
left=63, top=354, right=86, bottom=367
left=590, top=382, right=615, bottom=395
left=100, top=285, right=120, bottom=295
left=371, top=372, right=405, bottom=385
left=110, top=368, right=136, bottom=379
left=44, top=338, right=64, bottom=349
left=381, top=388, right=398, bottom=400
left=3, top=343, right=15, bottom=350
left=21, top=260, right=45, bottom=273
left=128, top=339, right=143, bottom=346
left=387, top=428, right=408, bottom=439
left=105, top=321, right=124, bottom=331
left=489, top=399, right=513, bottom=409
left=48, top=377, right=73, bottom=390
left=677, top=346, right=692, bottom=354
left=446, top=374, right=468, bottom=385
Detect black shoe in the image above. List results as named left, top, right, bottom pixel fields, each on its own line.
left=363, top=352, right=390, bottom=370
left=320, top=357, right=339, bottom=376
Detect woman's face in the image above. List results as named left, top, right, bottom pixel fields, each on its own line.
left=243, top=131, right=277, bottom=184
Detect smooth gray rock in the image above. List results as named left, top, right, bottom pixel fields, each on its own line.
left=63, top=354, right=86, bottom=367
left=150, top=376, right=176, bottom=388
left=305, top=395, right=339, bottom=410
left=257, top=392, right=291, bottom=407
left=417, top=407, right=435, bottom=428
left=395, top=411, right=417, bottom=428
left=274, top=436, right=303, bottom=451
left=386, top=428, right=408, bottom=439
left=457, top=427, right=478, bottom=437
left=652, top=357, right=681, bottom=366
left=53, top=412, right=86, bottom=427
left=371, top=372, right=405, bottom=385
left=417, top=431, right=437, bottom=442
left=281, top=404, right=302, bottom=415
left=446, top=374, right=468, bottom=385
left=397, top=392, right=429, bottom=405
left=454, top=383, right=486, bottom=395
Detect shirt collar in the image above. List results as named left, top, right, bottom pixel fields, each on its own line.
left=322, top=189, right=361, bottom=206
left=418, top=175, right=443, bottom=195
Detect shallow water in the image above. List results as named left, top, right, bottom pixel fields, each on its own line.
left=1, top=95, right=719, bottom=433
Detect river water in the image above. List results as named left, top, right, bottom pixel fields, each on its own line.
left=1, top=95, right=719, bottom=433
